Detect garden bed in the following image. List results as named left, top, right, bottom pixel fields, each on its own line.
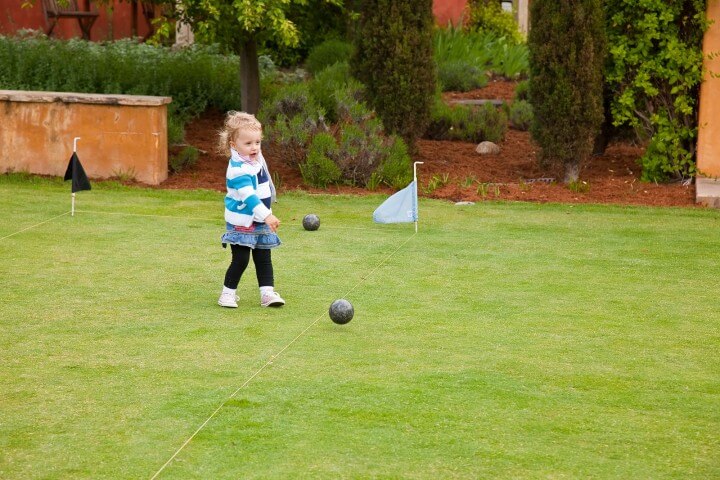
left=161, top=80, right=696, bottom=208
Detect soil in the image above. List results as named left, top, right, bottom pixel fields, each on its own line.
left=160, top=79, right=696, bottom=208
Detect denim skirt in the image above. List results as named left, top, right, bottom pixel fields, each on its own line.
left=221, top=222, right=281, bottom=249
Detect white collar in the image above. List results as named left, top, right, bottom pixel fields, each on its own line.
left=230, top=148, right=259, bottom=166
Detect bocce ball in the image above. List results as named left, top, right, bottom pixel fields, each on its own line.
left=329, top=299, right=354, bottom=325
left=302, top=214, right=321, bottom=231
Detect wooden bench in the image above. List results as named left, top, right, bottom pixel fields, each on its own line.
left=42, top=0, right=99, bottom=40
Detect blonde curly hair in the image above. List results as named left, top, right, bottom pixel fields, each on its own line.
left=217, top=111, right=263, bottom=154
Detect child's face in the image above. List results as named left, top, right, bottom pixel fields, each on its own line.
left=230, top=129, right=262, bottom=161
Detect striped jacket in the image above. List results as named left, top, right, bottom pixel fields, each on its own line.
left=224, top=149, right=276, bottom=227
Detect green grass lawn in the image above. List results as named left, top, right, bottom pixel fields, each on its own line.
left=1, top=174, right=719, bottom=479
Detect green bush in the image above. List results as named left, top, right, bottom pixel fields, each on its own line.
left=260, top=63, right=409, bottom=189
left=306, top=39, right=354, bottom=75
left=265, top=114, right=323, bottom=168
left=433, top=26, right=529, bottom=82
left=167, top=106, right=186, bottom=145
left=377, top=135, right=413, bottom=188
left=335, top=121, right=386, bottom=185
left=425, top=100, right=456, bottom=140
left=260, top=82, right=320, bottom=122
left=466, top=0, right=524, bottom=44
left=301, top=133, right=342, bottom=187
left=260, top=82, right=326, bottom=167
left=514, top=79, right=530, bottom=101
left=309, top=62, right=360, bottom=123
left=0, top=33, right=257, bottom=147
left=509, top=100, right=533, bottom=131
left=496, top=41, right=530, bottom=78
left=462, top=102, right=507, bottom=143
left=169, top=146, right=199, bottom=173
left=334, top=85, right=373, bottom=125
left=257, top=0, right=349, bottom=67
left=352, top=0, right=437, bottom=149
left=604, top=0, right=707, bottom=182
left=438, top=61, right=488, bottom=92
left=528, top=0, right=605, bottom=182
left=426, top=99, right=507, bottom=143
left=0, top=35, right=243, bottom=116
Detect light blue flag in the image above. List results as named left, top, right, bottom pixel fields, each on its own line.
left=373, top=180, right=417, bottom=224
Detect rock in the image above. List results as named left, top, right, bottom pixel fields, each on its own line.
left=476, top=141, right=501, bottom=155
left=455, top=201, right=475, bottom=206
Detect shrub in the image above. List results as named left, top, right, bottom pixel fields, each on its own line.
left=335, top=121, right=385, bottom=185
left=260, top=57, right=409, bottom=189
left=309, top=62, right=359, bottom=123
left=257, top=0, right=349, bottom=67
left=265, top=114, right=322, bottom=168
left=377, top=136, right=413, bottom=188
left=0, top=34, right=263, bottom=147
left=425, top=100, right=454, bottom=141
left=426, top=99, right=507, bottom=143
left=352, top=0, right=437, bottom=149
left=301, top=133, right=342, bottom=187
left=509, top=100, right=533, bottom=131
left=334, top=85, right=373, bottom=125
left=169, top=146, right=199, bottom=173
left=496, top=41, right=530, bottom=78
left=260, top=82, right=319, bottom=122
left=514, top=79, right=530, bottom=101
left=438, top=61, right=488, bottom=92
left=167, top=106, right=186, bottom=145
left=604, top=0, right=707, bottom=182
left=461, top=102, right=507, bottom=143
left=528, top=0, right=605, bottom=183
left=306, top=39, right=354, bottom=75
left=465, top=0, right=524, bottom=44
left=434, top=26, right=529, bottom=81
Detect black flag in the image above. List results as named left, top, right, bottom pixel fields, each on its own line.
left=64, top=152, right=91, bottom=193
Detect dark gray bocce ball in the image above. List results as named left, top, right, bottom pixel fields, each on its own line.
left=329, top=299, right=354, bottom=325
left=302, top=214, right=321, bottom=231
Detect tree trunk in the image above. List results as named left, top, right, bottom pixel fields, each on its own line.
left=239, top=39, right=260, bottom=114
left=593, top=85, right=615, bottom=156
left=564, top=160, right=580, bottom=183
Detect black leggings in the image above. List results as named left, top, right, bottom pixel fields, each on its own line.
left=223, top=245, right=274, bottom=289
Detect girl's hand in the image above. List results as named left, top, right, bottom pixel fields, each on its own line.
left=265, top=214, right=280, bottom=232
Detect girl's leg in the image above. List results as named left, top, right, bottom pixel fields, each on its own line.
left=252, top=248, right=274, bottom=288
left=254, top=248, right=284, bottom=306
left=224, top=244, right=251, bottom=289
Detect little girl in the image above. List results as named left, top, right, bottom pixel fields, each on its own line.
left=217, top=111, right=285, bottom=308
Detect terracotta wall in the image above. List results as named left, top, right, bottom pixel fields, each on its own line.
left=697, top=0, right=720, bottom=177
left=0, top=0, right=154, bottom=41
left=433, top=0, right=469, bottom=27
left=0, top=91, right=170, bottom=185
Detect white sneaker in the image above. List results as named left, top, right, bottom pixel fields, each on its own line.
left=260, top=291, right=285, bottom=307
left=218, top=292, right=239, bottom=308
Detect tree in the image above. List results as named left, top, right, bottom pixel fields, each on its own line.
left=175, top=0, right=342, bottom=114
left=528, top=0, right=605, bottom=183
left=351, top=0, right=436, bottom=150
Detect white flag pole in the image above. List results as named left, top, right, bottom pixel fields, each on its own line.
left=413, top=161, right=423, bottom=233
left=71, top=137, right=80, bottom=217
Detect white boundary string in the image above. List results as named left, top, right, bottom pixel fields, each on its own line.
left=0, top=211, right=70, bottom=241
left=150, top=231, right=417, bottom=480
left=76, top=209, right=411, bottom=233
left=75, top=209, right=217, bottom=222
